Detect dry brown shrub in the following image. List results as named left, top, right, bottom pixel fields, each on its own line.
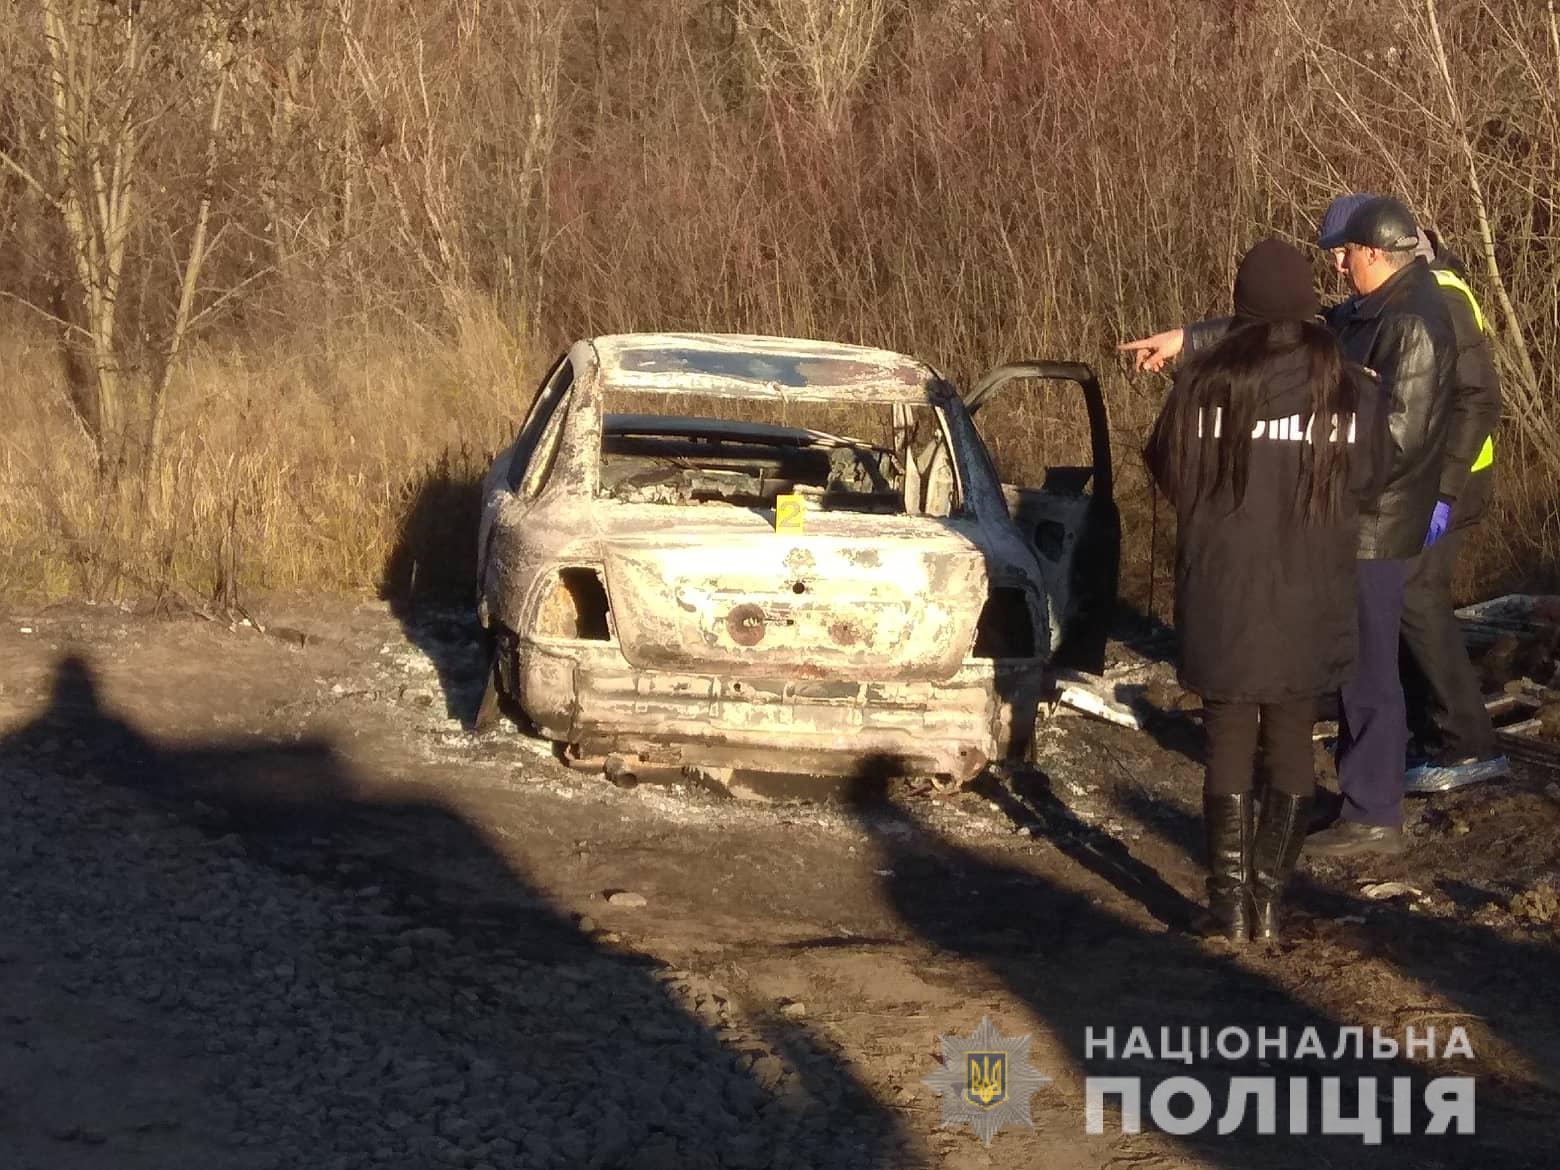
left=2, top=0, right=1557, bottom=607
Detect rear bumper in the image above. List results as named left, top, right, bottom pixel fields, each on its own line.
left=515, top=640, right=1043, bottom=780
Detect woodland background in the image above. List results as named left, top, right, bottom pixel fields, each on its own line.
left=3, top=0, right=1558, bottom=612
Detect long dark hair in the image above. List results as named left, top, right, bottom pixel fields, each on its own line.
left=1143, top=320, right=1357, bottom=524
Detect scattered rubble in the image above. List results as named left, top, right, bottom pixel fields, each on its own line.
left=1509, top=883, right=1560, bottom=927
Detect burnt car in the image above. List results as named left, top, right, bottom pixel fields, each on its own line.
left=475, top=333, right=1117, bottom=786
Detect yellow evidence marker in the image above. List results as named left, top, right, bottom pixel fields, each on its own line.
left=775, top=493, right=805, bottom=533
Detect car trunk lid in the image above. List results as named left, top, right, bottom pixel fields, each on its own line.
left=599, top=509, right=986, bottom=680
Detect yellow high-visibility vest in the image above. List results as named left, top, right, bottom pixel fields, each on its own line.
left=1432, top=268, right=1487, bottom=332
left=1431, top=268, right=1495, bottom=473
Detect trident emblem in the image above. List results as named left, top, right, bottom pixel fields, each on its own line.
left=965, top=1052, right=1008, bottom=1109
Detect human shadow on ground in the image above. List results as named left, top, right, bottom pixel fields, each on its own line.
left=842, top=757, right=1554, bottom=1169
left=971, top=767, right=1200, bottom=931
left=0, top=654, right=918, bottom=1170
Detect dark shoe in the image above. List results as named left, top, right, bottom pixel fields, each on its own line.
left=1305, top=818, right=1406, bottom=858
left=1251, top=792, right=1313, bottom=941
left=1199, top=793, right=1253, bottom=941
left=1403, top=751, right=1509, bottom=795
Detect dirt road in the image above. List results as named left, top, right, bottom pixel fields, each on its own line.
left=2, top=599, right=1557, bottom=1169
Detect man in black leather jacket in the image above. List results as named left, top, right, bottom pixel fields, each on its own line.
left=1314, top=200, right=1506, bottom=791
left=1318, top=203, right=1457, bottom=559
left=1302, top=199, right=1459, bottom=853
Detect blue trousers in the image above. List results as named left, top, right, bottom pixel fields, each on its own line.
left=1336, top=557, right=1412, bottom=827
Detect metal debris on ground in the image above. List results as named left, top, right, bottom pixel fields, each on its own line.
left=1360, top=881, right=1422, bottom=901
left=1445, top=595, right=1560, bottom=771
left=1049, top=630, right=1185, bottom=731
left=1050, top=667, right=1149, bottom=730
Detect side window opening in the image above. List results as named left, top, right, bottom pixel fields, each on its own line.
left=521, top=397, right=571, bottom=499
left=894, top=401, right=962, bottom=518
left=505, top=357, right=575, bottom=491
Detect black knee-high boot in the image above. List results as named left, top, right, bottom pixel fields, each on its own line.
left=1201, top=792, right=1253, bottom=942
left=1251, top=792, right=1312, bottom=941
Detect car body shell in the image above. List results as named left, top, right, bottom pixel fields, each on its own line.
left=477, top=333, right=1116, bottom=783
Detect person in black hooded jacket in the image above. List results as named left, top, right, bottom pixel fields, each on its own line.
left=1144, top=238, right=1389, bottom=943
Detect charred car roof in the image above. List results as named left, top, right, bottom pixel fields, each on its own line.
left=589, top=333, right=945, bottom=404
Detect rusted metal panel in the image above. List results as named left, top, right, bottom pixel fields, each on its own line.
left=525, top=641, right=1011, bottom=780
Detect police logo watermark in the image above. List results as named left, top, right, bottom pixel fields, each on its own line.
left=923, top=1016, right=1051, bottom=1144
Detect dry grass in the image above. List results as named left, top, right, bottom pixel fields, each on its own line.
left=0, top=298, right=531, bottom=604
left=1, top=0, right=1557, bottom=610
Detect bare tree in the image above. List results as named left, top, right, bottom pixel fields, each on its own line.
left=736, top=0, right=892, bottom=133
left=0, top=0, right=235, bottom=485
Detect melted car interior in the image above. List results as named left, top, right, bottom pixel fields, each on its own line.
left=598, top=394, right=960, bottom=517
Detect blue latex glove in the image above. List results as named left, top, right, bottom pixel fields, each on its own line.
left=1424, top=499, right=1452, bottom=547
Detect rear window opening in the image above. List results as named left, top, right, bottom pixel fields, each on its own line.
left=973, top=587, right=1037, bottom=659
left=597, top=392, right=961, bottom=517
left=537, top=568, right=612, bottom=641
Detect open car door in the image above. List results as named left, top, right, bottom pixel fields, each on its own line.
left=963, top=361, right=1120, bottom=674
